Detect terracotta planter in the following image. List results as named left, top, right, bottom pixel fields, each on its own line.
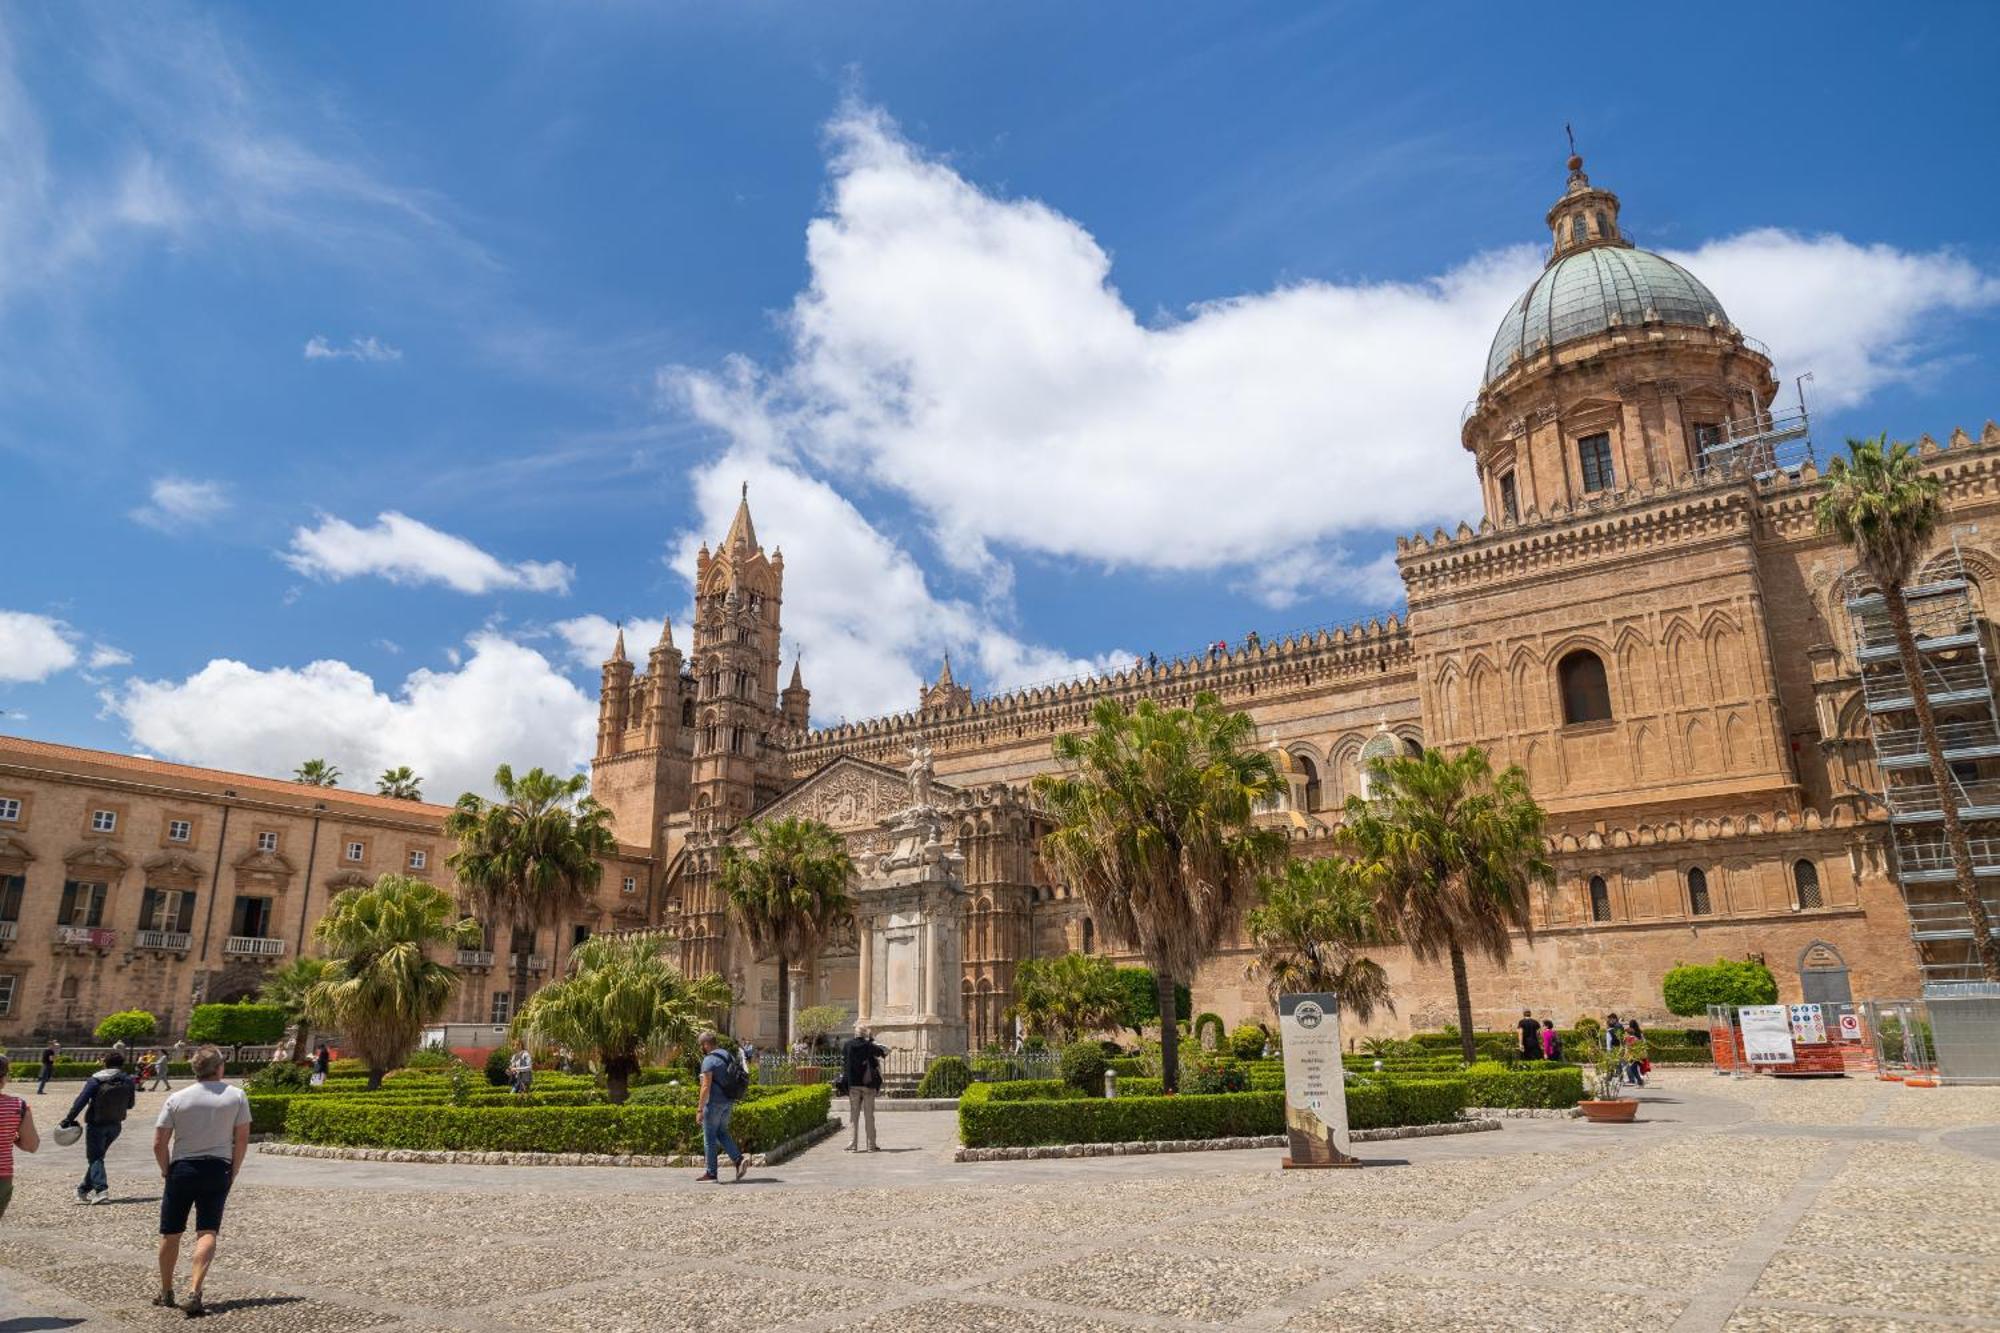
left=1578, top=1098, right=1638, bottom=1123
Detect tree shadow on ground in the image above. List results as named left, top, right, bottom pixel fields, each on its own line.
left=1, top=1319, right=88, bottom=1332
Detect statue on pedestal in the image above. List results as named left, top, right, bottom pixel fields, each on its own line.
left=906, top=740, right=935, bottom=810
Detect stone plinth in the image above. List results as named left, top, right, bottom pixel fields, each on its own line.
left=854, top=803, right=967, bottom=1064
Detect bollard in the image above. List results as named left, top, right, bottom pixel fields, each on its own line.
left=1104, top=1068, right=1119, bottom=1099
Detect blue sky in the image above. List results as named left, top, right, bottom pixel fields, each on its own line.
left=5, top=2, right=2000, bottom=801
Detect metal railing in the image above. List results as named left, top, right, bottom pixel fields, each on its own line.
left=454, top=949, right=496, bottom=968
left=1905, top=898, right=2000, bottom=939
left=509, top=954, right=549, bottom=974
left=1883, top=775, right=2000, bottom=821
left=1874, top=720, right=2000, bottom=763
left=222, top=935, right=287, bottom=958
left=135, top=930, right=192, bottom=951
left=1896, top=835, right=2000, bottom=881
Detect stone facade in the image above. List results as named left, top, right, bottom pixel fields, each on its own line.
left=597, top=155, right=1983, bottom=1044
left=0, top=738, right=655, bottom=1041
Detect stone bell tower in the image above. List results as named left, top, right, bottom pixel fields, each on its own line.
left=689, top=485, right=789, bottom=832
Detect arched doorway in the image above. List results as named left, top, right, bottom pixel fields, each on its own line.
left=1798, top=940, right=1852, bottom=1006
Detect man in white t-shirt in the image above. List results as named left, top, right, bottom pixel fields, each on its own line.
left=151, top=1044, right=252, bottom=1317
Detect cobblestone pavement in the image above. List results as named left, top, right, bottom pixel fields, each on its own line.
left=2, top=1071, right=1996, bottom=1331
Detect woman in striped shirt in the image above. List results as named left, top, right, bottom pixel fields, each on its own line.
left=0, top=1058, right=43, bottom=1222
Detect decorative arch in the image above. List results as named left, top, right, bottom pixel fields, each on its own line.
left=1613, top=627, right=1654, bottom=716
left=1433, top=660, right=1464, bottom=739
left=1661, top=617, right=1701, bottom=709
left=1507, top=645, right=1543, bottom=731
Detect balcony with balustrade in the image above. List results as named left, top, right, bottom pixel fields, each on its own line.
left=0, top=920, right=16, bottom=945
left=455, top=949, right=496, bottom=970
left=508, top=953, right=549, bottom=975
left=135, top=929, right=193, bottom=953
left=223, top=935, right=288, bottom=960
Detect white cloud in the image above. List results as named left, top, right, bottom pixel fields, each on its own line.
left=106, top=632, right=598, bottom=808
left=303, top=334, right=402, bottom=363
left=547, top=614, right=678, bottom=673
left=668, top=454, right=1131, bottom=726
left=0, top=611, right=79, bottom=682
left=87, top=644, right=133, bottom=670
left=670, top=103, right=2000, bottom=609
left=283, top=512, right=574, bottom=596
left=130, top=476, right=230, bottom=531
left=1664, top=230, right=2000, bottom=411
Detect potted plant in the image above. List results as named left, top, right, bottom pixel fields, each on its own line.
left=1577, top=1037, right=1647, bottom=1123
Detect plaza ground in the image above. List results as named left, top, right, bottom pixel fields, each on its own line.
left=1, top=1071, right=1997, bottom=1331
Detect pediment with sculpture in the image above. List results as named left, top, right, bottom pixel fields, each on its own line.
left=753, top=755, right=955, bottom=834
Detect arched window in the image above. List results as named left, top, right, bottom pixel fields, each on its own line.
left=1296, top=755, right=1322, bottom=812
left=1687, top=867, right=1712, bottom=916
left=1081, top=919, right=1095, bottom=954
left=1594, top=209, right=1609, bottom=238
left=1559, top=650, right=1613, bottom=724
left=1570, top=215, right=1586, bottom=245
left=681, top=697, right=695, bottom=727
left=1793, top=859, right=1822, bottom=910
left=1588, top=875, right=1611, bottom=923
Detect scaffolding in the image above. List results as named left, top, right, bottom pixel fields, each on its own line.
left=1848, top=551, right=2000, bottom=987
left=1694, top=403, right=1814, bottom=479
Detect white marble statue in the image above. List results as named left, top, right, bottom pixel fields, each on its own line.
left=906, top=740, right=935, bottom=809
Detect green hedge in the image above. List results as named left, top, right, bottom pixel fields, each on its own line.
left=283, top=1084, right=831, bottom=1155
left=1105, top=1057, right=1147, bottom=1077
left=11, top=1059, right=264, bottom=1081
left=915, top=1056, right=970, bottom=1099
left=981, top=1079, right=1087, bottom=1103
left=1352, top=1077, right=1468, bottom=1129
left=960, top=1085, right=1284, bottom=1148
left=1460, top=1062, right=1583, bottom=1109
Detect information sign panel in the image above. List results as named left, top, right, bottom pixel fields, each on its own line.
left=1740, top=1005, right=1797, bottom=1065
left=1278, top=992, right=1358, bottom=1168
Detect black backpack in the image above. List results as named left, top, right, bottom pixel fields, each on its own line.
left=88, top=1072, right=137, bottom=1124
left=712, top=1051, right=750, bottom=1101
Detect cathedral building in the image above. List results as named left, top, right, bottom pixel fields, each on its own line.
left=3, top=154, right=1991, bottom=1046
left=596, top=153, right=1995, bottom=1045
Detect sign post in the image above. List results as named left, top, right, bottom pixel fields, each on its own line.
left=1278, top=992, right=1360, bottom=1169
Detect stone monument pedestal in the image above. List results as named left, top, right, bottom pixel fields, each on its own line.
left=853, top=798, right=967, bottom=1066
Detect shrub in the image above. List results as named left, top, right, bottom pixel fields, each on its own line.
left=983, top=1079, right=1087, bottom=1102
left=248, top=1062, right=312, bottom=1092
left=1108, top=967, right=1192, bottom=1036
left=959, top=1086, right=1284, bottom=1148
left=188, top=1003, right=288, bottom=1046
left=1459, top=1061, right=1583, bottom=1109
left=484, top=1047, right=512, bottom=1087
left=1058, top=1040, right=1109, bottom=1095
left=1374, top=1077, right=1469, bottom=1127
left=282, top=1084, right=830, bottom=1155
left=915, top=1056, right=971, bottom=1099
left=95, top=1009, right=158, bottom=1043
left=404, top=1049, right=458, bottom=1070
left=1191, top=1013, right=1226, bottom=1051
left=1228, top=1022, right=1269, bottom=1061
left=1106, top=1057, right=1148, bottom=1078
left=1662, top=958, right=1779, bottom=1016
left=1182, top=1054, right=1248, bottom=1095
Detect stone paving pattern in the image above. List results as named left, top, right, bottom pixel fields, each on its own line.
left=1, top=1070, right=1996, bottom=1331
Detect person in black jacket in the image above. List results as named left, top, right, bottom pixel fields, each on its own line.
left=60, top=1051, right=136, bottom=1204
left=839, top=1025, right=888, bottom=1153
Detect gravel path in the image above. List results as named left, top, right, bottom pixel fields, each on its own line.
left=1, top=1071, right=1995, bottom=1331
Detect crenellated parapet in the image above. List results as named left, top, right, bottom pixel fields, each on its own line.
left=786, top=613, right=1414, bottom=773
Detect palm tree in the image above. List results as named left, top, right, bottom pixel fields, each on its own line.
left=512, top=935, right=733, bottom=1102
left=377, top=766, right=424, bottom=801
left=295, top=758, right=341, bottom=787
left=444, top=765, right=620, bottom=1011
left=1818, top=433, right=1999, bottom=979
left=259, top=956, right=332, bottom=1063
left=1343, top=746, right=1551, bottom=1066
left=305, top=875, right=479, bottom=1089
left=1246, top=855, right=1397, bottom=1023
left=1008, top=953, right=1128, bottom=1045
left=1032, top=692, right=1286, bottom=1092
left=715, top=816, right=855, bottom=1054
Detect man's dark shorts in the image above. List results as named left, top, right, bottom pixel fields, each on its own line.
left=160, top=1158, right=233, bottom=1236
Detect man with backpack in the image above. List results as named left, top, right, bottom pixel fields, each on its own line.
left=59, top=1050, right=138, bottom=1204
left=695, top=1031, right=748, bottom=1183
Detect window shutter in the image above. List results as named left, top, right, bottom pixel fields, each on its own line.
left=60, top=880, right=79, bottom=924
left=140, top=887, right=161, bottom=931
left=177, top=892, right=197, bottom=933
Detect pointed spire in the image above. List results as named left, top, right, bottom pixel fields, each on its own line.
left=657, top=616, right=675, bottom=650
left=936, top=653, right=956, bottom=687
left=788, top=658, right=804, bottom=691
left=723, top=481, right=758, bottom=552
left=610, top=626, right=627, bottom=663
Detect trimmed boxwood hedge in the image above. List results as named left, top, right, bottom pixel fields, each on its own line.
left=1460, top=1062, right=1583, bottom=1109
left=11, top=1059, right=266, bottom=1081
left=282, top=1083, right=832, bottom=1155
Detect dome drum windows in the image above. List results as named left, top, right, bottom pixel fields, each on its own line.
left=1558, top=650, right=1613, bottom=726
left=1577, top=432, right=1615, bottom=493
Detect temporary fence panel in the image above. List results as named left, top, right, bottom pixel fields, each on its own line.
left=1707, top=1002, right=1875, bottom=1078
left=1926, top=982, right=2000, bottom=1084
left=1862, top=999, right=1937, bottom=1079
